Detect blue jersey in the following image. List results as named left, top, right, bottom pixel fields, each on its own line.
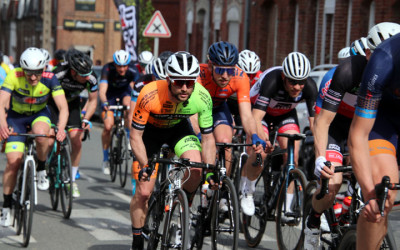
left=355, top=33, right=400, bottom=119
left=100, top=62, right=140, bottom=94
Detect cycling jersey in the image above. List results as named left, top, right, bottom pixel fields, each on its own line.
left=250, top=70, right=263, bottom=87
left=197, top=64, right=251, bottom=108
left=1, top=68, right=64, bottom=115
left=252, top=67, right=317, bottom=117
left=131, top=80, right=213, bottom=134
left=52, top=62, right=98, bottom=102
left=100, top=62, right=140, bottom=95
left=315, top=67, right=337, bottom=114
left=322, top=55, right=367, bottom=119
left=131, top=73, right=153, bottom=103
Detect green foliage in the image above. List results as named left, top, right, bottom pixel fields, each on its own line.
left=124, top=0, right=155, bottom=53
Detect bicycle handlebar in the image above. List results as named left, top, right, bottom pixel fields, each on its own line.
left=375, top=176, right=400, bottom=217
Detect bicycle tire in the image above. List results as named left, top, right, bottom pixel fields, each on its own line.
left=22, top=160, right=35, bottom=247
left=188, top=185, right=206, bottom=250
left=338, top=227, right=396, bottom=250
left=48, top=148, right=59, bottom=210
left=144, top=193, right=163, bottom=250
left=276, top=168, right=307, bottom=250
left=119, top=129, right=129, bottom=188
left=210, top=176, right=239, bottom=250
left=161, top=189, right=189, bottom=249
left=109, top=129, right=118, bottom=182
left=242, top=171, right=269, bottom=247
left=60, top=146, right=73, bottom=219
left=15, top=170, right=23, bottom=236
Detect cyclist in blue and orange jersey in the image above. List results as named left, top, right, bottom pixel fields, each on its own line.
left=48, top=48, right=98, bottom=198
left=129, top=52, right=216, bottom=250
left=304, top=22, right=400, bottom=250
left=195, top=41, right=265, bottom=213
left=100, top=50, right=140, bottom=175
left=244, top=52, right=317, bottom=217
left=348, top=31, right=400, bottom=250
left=0, top=47, right=68, bottom=227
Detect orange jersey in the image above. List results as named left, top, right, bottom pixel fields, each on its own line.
left=197, top=64, right=251, bottom=107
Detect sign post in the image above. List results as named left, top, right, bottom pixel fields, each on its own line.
left=143, top=10, right=171, bottom=57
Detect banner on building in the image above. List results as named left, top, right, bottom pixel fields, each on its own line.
left=113, top=0, right=138, bottom=61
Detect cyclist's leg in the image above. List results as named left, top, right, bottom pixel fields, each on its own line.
left=101, top=104, right=114, bottom=174
left=121, top=90, right=131, bottom=130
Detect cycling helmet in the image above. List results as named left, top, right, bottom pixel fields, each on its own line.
left=237, top=50, right=261, bottom=74
left=207, top=41, right=239, bottom=66
left=165, top=52, right=200, bottom=79
left=282, top=52, right=311, bottom=81
left=138, top=51, right=154, bottom=65
left=158, top=51, right=174, bottom=64
left=350, top=37, right=369, bottom=56
left=40, top=48, right=51, bottom=64
left=54, top=49, right=66, bottom=61
left=113, top=50, right=131, bottom=66
left=337, top=47, right=351, bottom=59
left=152, top=58, right=167, bottom=80
left=20, top=47, right=47, bottom=70
left=145, top=61, right=153, bottom=75
left=367, top=22, right=400, bottom=50
left=66, top=49, right=93, bottom=76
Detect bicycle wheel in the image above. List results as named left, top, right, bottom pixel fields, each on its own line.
left=338, top=227, right=396, bottom=250
left=60, top=147, right=73, bottom=219
left=161, top=189, right=189, bottom=249
left=242, top=171, right=269, bottom=247
left=14, top=171, right=23, bottom=236
left=276, top=168, right=307, bottom=250
left=144, top=193, right=163, bottom=250
left=48, top=155, right=59, bottom=211
left=21, top=160, right=35, bottom=247
left=210, top=177, right=239, bottom=250
left=118, top=129, right=130, bottom=188
left=109, top=129, right=118, bottom=182
left=188, top=185, right=207, bottom=250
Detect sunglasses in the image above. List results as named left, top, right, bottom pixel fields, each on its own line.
left=287, top=78, right=306, bottom=86
left=213, top=66, right=236, bottom=76
left=24, top=69, right=43, bottom=77
left=77, top=70, right=92, bottom=77
left=170, top=79, right=196, bottom=88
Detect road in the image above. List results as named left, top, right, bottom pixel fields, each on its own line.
left=0, top=124, right=399, bottom=249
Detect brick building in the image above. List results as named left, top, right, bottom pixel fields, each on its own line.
left=184, top=0, right=400, bottom=68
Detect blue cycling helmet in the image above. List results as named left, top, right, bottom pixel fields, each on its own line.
left=207, top=41, right=239, bottom=66
left=113, top=50, right=131, bottom=66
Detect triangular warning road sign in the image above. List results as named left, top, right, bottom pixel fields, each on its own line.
left=143, top=10, right=171, bottom=38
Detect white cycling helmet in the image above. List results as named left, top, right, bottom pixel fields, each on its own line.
left=367, top=22, right=400, bottom=50
left=337, top=47, right=351, bottom=59
left=138, top=51, right=154, bottom=65
left=282, top=52, right=311, bottom=81
left=165, top=52, right=200, bottom=79
left=40, top=48, right=51, bottom=64
left=20, top=47, right=47, bottom=70
left=350, top=37, right=369, bottom=56
left=113, top=50, right=131, bottom=66
left=152, top=58, right=167, bottom=80
left=145, top=61, right=153, bottom=75
left=237, top=49, right=261, bottom=74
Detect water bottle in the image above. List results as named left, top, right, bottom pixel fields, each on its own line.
left=340, top=196, right=352, bottom=226
left=201, top=182, right=209, bottom=208
left=333, top=202, right=342, bottom=219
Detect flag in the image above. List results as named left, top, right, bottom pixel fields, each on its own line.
left=114, top=0, right=138, bottom=61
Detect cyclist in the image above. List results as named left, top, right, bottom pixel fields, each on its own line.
left=0, top=47, right=68, bottom=226
left=304, top=22, right=400, bottom=249
left=237, top=49, right=262, bottom=87
left=242, top=52, right=317, bottom=217
left=100, top=50, right=140, bottom=174
left=40, top=48, right=52, bottom=71
left=48, top=49, right=66, bottom=71
left=348, top=30, right=400, bottom=250
left=129, top=52, right=216, bottom=249
left=0, top=52, right=6, bottom=86
left=48, top=48, right=98, bottom=198
left=136, top=50, right=154, bottom=74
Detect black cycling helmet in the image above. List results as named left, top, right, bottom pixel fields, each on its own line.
left=66, top=49, right=93, bottom=76
left=207, top=41, right=239, bottom=66
left=54, top=49, right=66, bottom=61
left=158, top=51, right=174, bottom=64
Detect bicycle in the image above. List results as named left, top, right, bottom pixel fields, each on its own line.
left=9, top=132, right=54, bottom=247
left=47, top=126, right=73, bottom=219
left=189, top=141, right=251, bottom=250
left=336, top=175, right=398, bottom=249
left=108, top=98, right=131, bottom=187
left=230, top=125, right=249, bottom=196
left=241, top=131, right=308, bottom=249
left=143, top=155, right=216, bottom=250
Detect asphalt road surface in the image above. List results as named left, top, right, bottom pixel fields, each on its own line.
left=0, top=124, right=399, bottom=249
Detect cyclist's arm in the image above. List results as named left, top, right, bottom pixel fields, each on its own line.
left=130, top=127, right=148, bottom=167
left=0, top=90, right=11, bottom=139
left=251, top=108, right=268, bottom=141
left=348, top=115, right=376, bottom=200
left=201, top=132, right=216, bottom=164
left=238, top=101, right=258, bottom=138
left=99, top=81, right=108, bottom=104
left=128, top=100, right=136, bottom=129
left=313, top=108, right=335, bottom=159
left=189, top=113, right=200, bottom=135
left=83, top=90, right=98, bottom=121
